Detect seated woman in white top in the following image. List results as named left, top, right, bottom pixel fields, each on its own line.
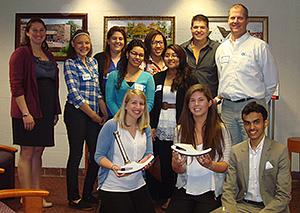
left=167, top=84, right=231, bottom=213
left=94, top=89, right=155, bottom=213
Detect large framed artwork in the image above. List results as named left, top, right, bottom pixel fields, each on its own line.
left=208, top=16, right=268, bottom=42
left=15, top=13, right=88, bottom=61
left=103, top=16, right=175, bottom=46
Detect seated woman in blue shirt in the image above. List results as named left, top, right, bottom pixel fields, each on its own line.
left=167, top=84, right=231, bottom=213
left=63, top=29, right=108, bottom=210
left=105, top=39, right=155, bottom=115
left=95, top=89, right=155, bottom=213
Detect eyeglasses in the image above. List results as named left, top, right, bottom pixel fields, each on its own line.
left=130, top=51, right=144, bottom=58
left=151, top=41, right=164, bottom=46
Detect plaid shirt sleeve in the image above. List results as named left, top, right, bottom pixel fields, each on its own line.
left=64, top=59, right=85, bottom=108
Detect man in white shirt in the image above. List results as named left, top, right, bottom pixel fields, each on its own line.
left=220, top=101, right=291, bottom=213
left=215, top=3, right=279, bottom=145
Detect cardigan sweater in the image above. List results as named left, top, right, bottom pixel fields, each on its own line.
left=9, top=45, right=61, bottom=118
left=150, top=70, right=198, bottom=128
left=94, top=119, right=153, bottom=187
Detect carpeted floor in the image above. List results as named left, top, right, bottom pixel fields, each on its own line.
left=1, top=175, right=300, bottom=213
left=2, top=176, right=165, bottom=213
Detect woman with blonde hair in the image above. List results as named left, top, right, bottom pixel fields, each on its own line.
left=95, top=89, right=155, bottom=213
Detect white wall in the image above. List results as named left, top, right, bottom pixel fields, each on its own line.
left=1, top=0, right=300, bottom=169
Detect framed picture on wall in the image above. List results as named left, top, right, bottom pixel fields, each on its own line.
left=15, top=13, right=88, bottom=61
left=208, top=16, right=268, bottom=43
left=103, top=16, right=175, bottom=47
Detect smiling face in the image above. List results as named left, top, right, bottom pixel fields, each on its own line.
left=163, top=48, right=179, bottom=70
left=71, top=34, right=91, bottom=59
left=242, top=112, right=268, bottom=144
left=191, top=20, right=209, bottom=42
left=108, top=31, right=125, bottom=54
left=188, top=91, right=212, bottom=118
left=26, top=22, right=46, bottom=46
left=125, top=94, right=145, bottom=121
left=150, top=34, right=165, bottom=58
left=127, top=46, right=145, bottom=68
left=228, top=5, right=249, bottom=40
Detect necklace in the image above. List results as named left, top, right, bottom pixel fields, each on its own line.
left=124, top=121, right=131, bottom=127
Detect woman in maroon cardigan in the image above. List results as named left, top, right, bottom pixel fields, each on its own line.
left=9, top=17, right=61, bottom=208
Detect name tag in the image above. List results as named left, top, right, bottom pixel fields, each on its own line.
left=82, top=73, right=91, bottom=81
left=134, top=83, right=145, bottom=91
left=155, top=85, right=162, bottom=92
left=220, top=56, right=230, bottom=64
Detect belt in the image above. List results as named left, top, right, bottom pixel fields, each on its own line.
left=243, top=199, right=265, bottom=207
left=161, top=102, right=176, bottom=110
left=225, top=97, right=253, bottom=103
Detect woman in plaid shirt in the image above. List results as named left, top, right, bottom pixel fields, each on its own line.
left=63, top=29, right=108, bottom=210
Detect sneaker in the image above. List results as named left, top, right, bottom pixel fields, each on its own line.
left=43, top=199, right=53, bottom=208
left=83, top=195, right=99, bottom=205
left=68, top=199, right=94, bottom=211
left=21, top=198, right=53, bottom=208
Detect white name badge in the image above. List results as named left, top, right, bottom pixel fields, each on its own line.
left=82, top=73, right=91, bottom=80
left=155, top=85, right=162, bottom=92
left=220, top=56, right=230, bottom=64
left=134, top=83, right=145, bottom=91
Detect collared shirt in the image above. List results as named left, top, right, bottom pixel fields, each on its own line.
left=181, top=38, right=220, bottom=97
left=216, top=32, right=278, bottom=102
left=64, top=56, right=102, bottom=113
left=100, top=123, right=146, bottom=192
left=145, top=56, right=167, bottom=76
left=245, top=136, right=265, bottom=202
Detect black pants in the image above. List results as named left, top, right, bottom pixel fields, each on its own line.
left=167, top=188, right=221, bottom=213
left=99, top=185, right=155, bottom=213
left=64, top=103, right=100, bottom=201
left=146, top=138, right=176, bottom=201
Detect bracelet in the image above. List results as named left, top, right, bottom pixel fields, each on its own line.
left=110, top=164, right=117, bottom=170
left=22, top=113, right=29, bottom=118
left=207, top=162, right=214, bottom=170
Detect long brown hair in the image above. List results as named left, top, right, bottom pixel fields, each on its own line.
left=144, top=30, right=167, bottom=63
left=103, top=26, right=127, bottom=76
left=117, top=39, right=146, bottom=89
left=23, top=17, right=48, bottom=50
left=66, top=29, right=92, bottom=59
left=178, top=84, right=224, bottom=161
left=163, top=44, right=191, bottom=92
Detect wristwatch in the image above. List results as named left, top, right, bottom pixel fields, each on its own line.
left=22, top=113, right=29, bottom=118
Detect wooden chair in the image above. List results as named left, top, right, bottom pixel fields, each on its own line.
left=0, top=145, right=17, bottom=190
left=287, top=137, right=300, bottom=179
left=0, top=187, right=49, bottom=213
left=0, top=145, right=49, bottom=212
left=0, top=168, right=49, bottom=213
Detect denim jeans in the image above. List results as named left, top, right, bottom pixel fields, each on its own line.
left=221, top=99, right=266, bottom=145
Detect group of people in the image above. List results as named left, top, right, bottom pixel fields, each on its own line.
left=8, top=2, right=291, bottom=213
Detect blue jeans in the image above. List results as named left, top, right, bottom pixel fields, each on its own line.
left=221, top=99, right=266, bottom=145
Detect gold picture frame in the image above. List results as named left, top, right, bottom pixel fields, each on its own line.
left=15, top=13, right=88, bottom=61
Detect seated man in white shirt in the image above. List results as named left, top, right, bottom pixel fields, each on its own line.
left=218, top=101, right=291, bottom=213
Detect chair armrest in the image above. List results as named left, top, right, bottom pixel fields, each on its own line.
left=0, top=189, right=49, bottom=213
left=0, top=145, right=18, bottom=153
left=0, top=189, right=49, bottom=199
